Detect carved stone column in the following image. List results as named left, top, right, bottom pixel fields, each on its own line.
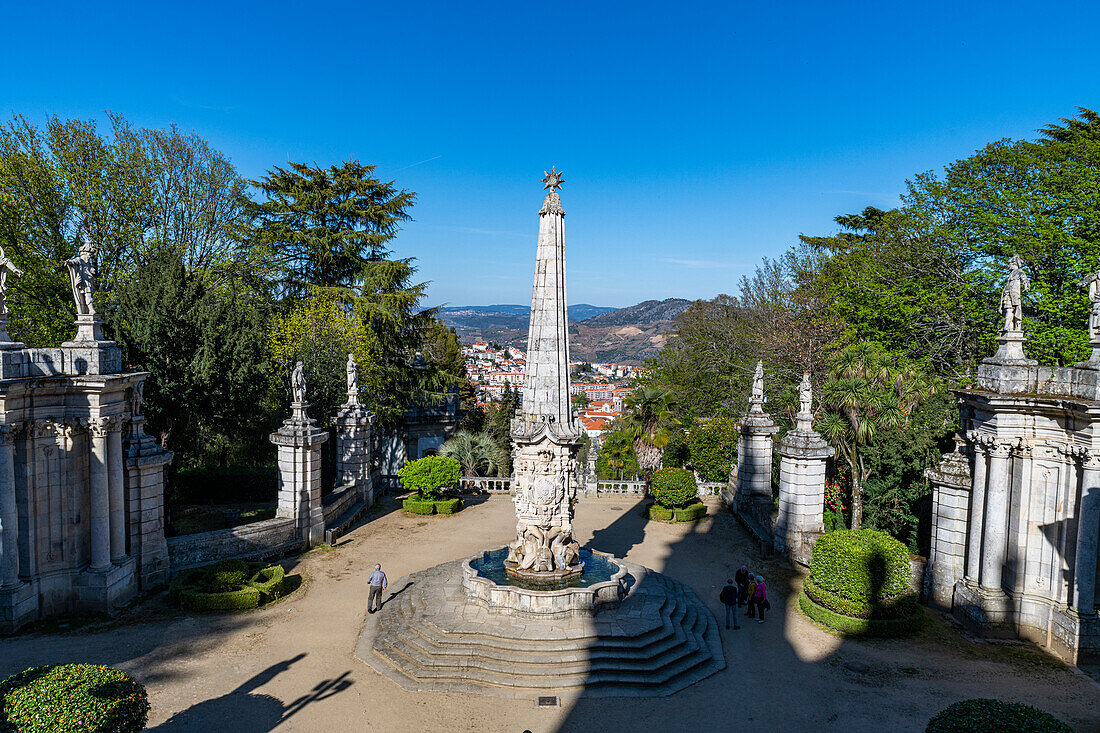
left=980, top=440, right=1014, bottom=592
left=775, top=410, right=833, bottom=566
left=107, top=417, right=126, bottom=562
left=925, top=437, right=972, bottom=609
left=965, top=434, right=989, bottom=583
left=0, top=424, right=19, bottom=587
left=333, top=400, right=374, bottom=505
left=270, top=401, right=328, bottom=549
left=1073, top=450, right=1100, bottom=613
left=85, top=417, right=112, bottom=571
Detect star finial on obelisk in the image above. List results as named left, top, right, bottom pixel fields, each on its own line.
left=542, top=166, right=564, bottom=191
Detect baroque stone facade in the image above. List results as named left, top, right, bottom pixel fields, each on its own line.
left=926, top=256, right=1100, bottom=664
left=507, top=168, right=583, bottom=576
left=0, top=290, right=170, bottom=632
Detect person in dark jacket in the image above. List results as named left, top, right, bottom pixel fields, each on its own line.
left=735, top=565, right=750, bottom=606
left=719, top=578, right=740, bottom=630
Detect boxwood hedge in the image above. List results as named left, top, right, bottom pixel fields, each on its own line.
left=674, top=503, right=707, bottom=522
left=170, top=560, right=286, bottom=612
left=649, top=468, right=697, bottom=508
left=0, top=664, right=149, bottom=733
left=809, top=529, right=911, bottom=603
left=647, top=504, right=674, bottom=521
left=799, top=591, right=924, bottom=637
left=402, top=496, right=463, bottom=515
left=435, top=497, right=463, bottom=515
left=926, top=698, right=1072, bottom=733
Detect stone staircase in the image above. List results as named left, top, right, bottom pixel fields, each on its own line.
left=355, top=559, right=726, bottom=697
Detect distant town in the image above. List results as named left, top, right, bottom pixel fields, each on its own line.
left=461, top=340, right=638, bottom=439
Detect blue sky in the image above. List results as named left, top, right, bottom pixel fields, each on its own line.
left=2, top=1, right=1098, bottom=308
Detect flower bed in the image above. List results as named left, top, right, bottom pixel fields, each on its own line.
left=0, top=664, right=149, bottom=733
left=169, top=559, right=287, bottom=612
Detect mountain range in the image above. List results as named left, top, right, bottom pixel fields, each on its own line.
left=438, top=298, right=694, bottom=365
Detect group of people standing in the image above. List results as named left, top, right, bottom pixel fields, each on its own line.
left=719, top=565, right=769, bottom=630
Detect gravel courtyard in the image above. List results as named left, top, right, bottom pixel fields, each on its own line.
left=1, top=496, right=1097, bottom=732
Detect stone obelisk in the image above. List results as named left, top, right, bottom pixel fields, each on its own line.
left=506, top=167, right=584, bottom=581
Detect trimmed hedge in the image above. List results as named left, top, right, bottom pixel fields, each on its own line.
left=169, top=560, right=286, bottom=612
left=650, top=467, right=697, bottom=508
left=674, top=503, right=708, bottom=522
left=435, top=497, right=463, bottom=515
left=647, top=504, right=674, bottom=521
left=803, top=577, right=918, bottom=620
left=0, top=664, right=149, bottom=733
left=647, top=500, right=706, bottom=523
left=799, top=591, right=924, bottom=637
left=809, top=529, right=911, bottom=603
left=926, top=699, right=1073, bottom=733
left=402, top=496, right=464, bottom=515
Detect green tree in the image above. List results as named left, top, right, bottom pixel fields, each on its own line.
left=596, top=431, right=639, bottom=480
left=571, top=391, right=590, bottom=409
left=241, top=160, right=415, bottom=298
left=818, top=342, right=937, bottom=529
left=621, top=385, right=677, bottom=476
left=440, top=431, right=509, bottom=477
left=687, top=417, right=738, bottom=482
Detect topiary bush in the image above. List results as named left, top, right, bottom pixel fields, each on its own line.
left=0, top=664, right=149, bottom=733
left=647, top=504, right=674, bottom=521
left=169, top=561, right=287, bottom=612
left=674, top=503, right=707, bottom=522
left=801, top=528, right=922, bottom=636
left=650, top=467, right=698, bottom=508
left=810, top=529, right=911, bottom=603
left=402, top=497, right=436, bottom=515
left=398, top=455, right=461, bottom=500
left=926, top=698, right=1073, bottom=733
left=435, top=497, right=463, bottom=515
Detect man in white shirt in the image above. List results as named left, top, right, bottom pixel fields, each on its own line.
left=367, top=563, right=388, bottom=614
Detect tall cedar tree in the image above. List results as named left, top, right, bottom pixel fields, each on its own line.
left=242, top=160, right=416, bottom=297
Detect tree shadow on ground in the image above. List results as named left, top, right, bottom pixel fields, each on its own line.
left=554, top=499, right=1098, bottom=733
left=149, top=653, right=353, bottom=732
left=583, top=497, right=648, bottom=559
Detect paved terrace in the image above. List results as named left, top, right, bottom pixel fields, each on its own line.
left=0, top=497, right=1097, bottom=732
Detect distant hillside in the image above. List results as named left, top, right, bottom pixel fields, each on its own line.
left=568, top=298, right=694, bottom=364
left=440, top=298, right=695, bottom=365
left=577, top=299, right=693, bottom=328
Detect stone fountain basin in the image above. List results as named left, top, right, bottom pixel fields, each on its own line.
left=461, top=546, right=628, bottom=618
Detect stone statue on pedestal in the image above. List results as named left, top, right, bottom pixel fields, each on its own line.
left=291, top=361, right=306, bottom=405
left=750, top=360, right=765, bottom=408
left=346, top=353, right=359, bottom=401
left=65, top=238, right=97, bottom=317
left=1000, top=254, right=1030, bottom=333
left=1082, top=265, right=1100, bottom=342
left=798, top=372, right=812, bottom=415
left=0, top=247, right=24, bottom=315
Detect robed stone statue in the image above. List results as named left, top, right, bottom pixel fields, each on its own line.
left=291, top=361, right=306, bottom=404
left=798, top=372, right=812, bottom=416
left=65, top=238, right=97, bottom=316
left=347, top=353, right=358, bottom=395
left=751, top=360, right=764, bottom=403
left=1000, top=254, right=1030, bottom=333
left=0, top=246, right=24, bottom=315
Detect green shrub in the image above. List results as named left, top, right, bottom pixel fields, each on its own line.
left=926, top=698, right=1073, bottom=733
left=0, top=664, right=149, bottom=733
left=650, top=467, right=697, bottom=508
left=402, top=497, right=436, bottom=515
left=799, top=591, right=923, bottom=637
left=397, top=456, right=461, bottom=500
left=803, top=578, right=918, bottom=620
left=248, top=565, right=286, bottom=601
left=435, top=497, right=463, bottom=515
left=674, top=502, right=707, bottom=522
left=809, top=529, right=911, bottom=603
left=687, top=417, right=738, bottom=482
left=206, top=558, right=249, bottom=592
left=180, top=585, right=262, bottom=611
left=647, top=504, right=674, bottom=521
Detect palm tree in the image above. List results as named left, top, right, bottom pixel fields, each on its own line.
left=818, top=342, right=937, bottom=528
left=621, top=386, right=678, bottom=477
left=439, top=431, right=510, bottom=477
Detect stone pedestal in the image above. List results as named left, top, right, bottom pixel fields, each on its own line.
left=735, top=403, right=778, bottom=529
left=270, top=402, right=329, bottom=549
left=925, top=440, right=972, bottom=609
left=60, top=315, right=121, bottom=376
left=334, top=400, right=374, bottom=505
left=775, top=415, right=833, bottom=566
left=124, top=398, right=173, bottom=589
left=0, top=581, right=35, bottom=634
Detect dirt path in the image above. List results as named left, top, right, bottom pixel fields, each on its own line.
left=1, top=496, right=1096, bottom=732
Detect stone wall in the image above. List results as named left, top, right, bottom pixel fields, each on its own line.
left=167, top=517, right=301, bottom=571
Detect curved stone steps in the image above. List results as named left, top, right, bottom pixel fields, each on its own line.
left=358, top=558, right=726, bottom=697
